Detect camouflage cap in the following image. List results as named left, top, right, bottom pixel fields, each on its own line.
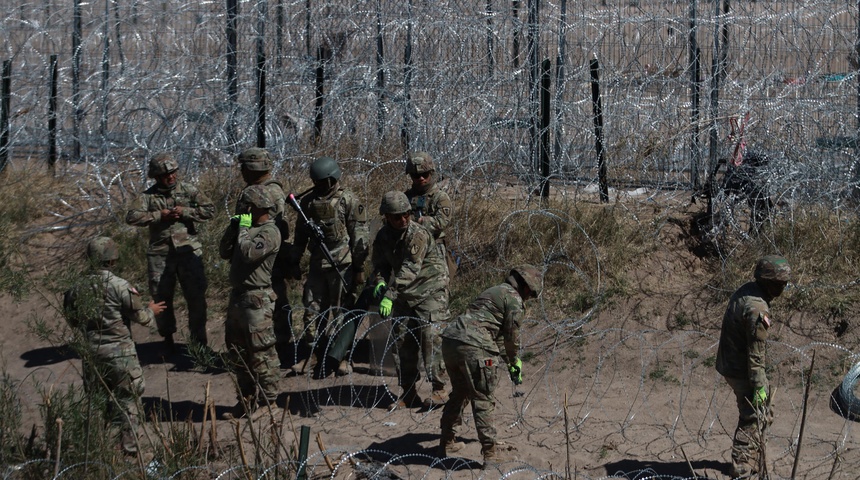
left=405, top=152, right=435, bottom=175
left=147, top=153, right=179, bottom=178
left=240, top=184, right=276, bottom=210
left=379, top=191, right=411, bottom=215
left=510, top=264, right=543, bottom=296
left=87, top=236, right=119, bottom=263
left=754, top=255, right=790, bottom=282
left=237, top=147, right=273, bottom=172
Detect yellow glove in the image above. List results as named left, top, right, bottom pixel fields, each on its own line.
left=509, top=357, right=523, bottom=385
left=753, top=386, right=768, bottom=408
left=379, top=297, right=393, bottom=317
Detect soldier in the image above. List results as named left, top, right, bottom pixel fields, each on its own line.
left=62, top=237, right=166, bottom=454
left=126, top=152, right=215, bottom=354
left=235, top=147, right=292, bottom=366
left=287, top=156, right=369, bottom=377
left=219, top=185, right=282, bottom=419
left=404, top=151, right=454, bottom=407
left=437, top=265, right=542, bottom=469
left=716, top=255, right=790, bottom=478
left=370, top=191, right=450, bottom=408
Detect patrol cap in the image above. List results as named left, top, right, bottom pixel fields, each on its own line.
left=379, top=191, right=411, bottom=215
left=147, top=153, right=179, bottom=178
left=405, top=152, right=435, bottom=175
left=237, top=147, right=273, bottom=172
left=87, top=236, right=119, bottom=263
left=510, top=264, right=543, bottom=296
left=240, top=184, right=275, bottom=210
left=309, top=156, right=342, bottom=181
left=754, top=255, right=790, bottom=282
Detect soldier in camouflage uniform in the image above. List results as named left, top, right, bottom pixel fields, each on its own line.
left=219, top=185, right=282, bottom=419
left=126, top=152, right=215, bottom=353
left=716, top=255, right=790, bottom=478
left=62, top=237, right=166, bottom=454
left=438, top=265, right=542, bottom=469
left=370, top=191, right=450, bottom=408
left=234, top=147, right=292, bottom=366
left=404, top=152, right=454, bottom=407
left=287, top=156, right=369, bottom=377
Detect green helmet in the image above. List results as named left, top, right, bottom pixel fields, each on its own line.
left=405, top=152, right=435, bottom=175
left=379, top=191, right=411, bottom=215
left=87, top=236, right=119, bottom=263
left=309, top=156, right=342, bottom=181
left=510, top=264, right=543, bottom=296
left=240, top=184, right=275, bottom=210
left=147, top=153, right=179, bottom=178
left=237, top=147, right=272, bottom=172
left=754, top=255, right=790, bottom=282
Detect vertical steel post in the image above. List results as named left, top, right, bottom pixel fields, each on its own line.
left=0, top=61, right=10, bottom=174
left=590, top=58, right=608, bottom=203
left=256, top=0, right=268, bottom=147
left=226, top=0, right=239, bottom=151
left=72, top=0, right=82, bottom=163
left=689, top=0, right=701, bottom=190
left=375, top=0, right=385, bottom=138
left=49, top=54, right=58, bottom=173
left=402, top=0, right=414, bottom=150
left=540, top=59, right=551, bottom=199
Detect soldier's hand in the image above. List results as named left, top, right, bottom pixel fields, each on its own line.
left=148, top=300, right=167, bottom=316
left=509, top=357, right=523, bottom=385
left=160, top=209, right=175, bottom=222
left=752, top=386, right=768, bottom=408
left=235, top=213, right=252, bottom=228
left=379, top=297, right=393, bottom=318
left=172, top=205, right=184, bottom=217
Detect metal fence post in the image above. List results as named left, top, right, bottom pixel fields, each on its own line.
left=0, top=60, right=10, bottom=174
left=49, top=55, right=58, bottom=173
left=590, top=58, right=608, bottom=203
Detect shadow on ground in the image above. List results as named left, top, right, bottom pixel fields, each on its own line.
left=603, top=459, right=729, bottom=479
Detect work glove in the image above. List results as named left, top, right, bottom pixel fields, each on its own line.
left=509, top=357, right=523, bottom=385
left=379, top=297, right=393, bottom=318
left=373, top=281, right=387, bottom=300
left=752, top=386, right=768, bottom=408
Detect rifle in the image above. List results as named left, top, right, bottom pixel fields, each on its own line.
left=287, top=193, right=349, bottom=294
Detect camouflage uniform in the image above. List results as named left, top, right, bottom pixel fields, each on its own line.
left=371, top=193, right=450, bottom=403
left=126, top=154, right=214, bottom=346
left=234, top=148, right=292, bottom=363
left=219, top=186, right=282, bottom=407
left=716, top=255, right=790, bottom=477
left=439, top=280, right=525, bottom=462
left=62, top=238, right=156, bottom=454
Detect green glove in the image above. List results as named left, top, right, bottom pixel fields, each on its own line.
left=379, top=297, right=393, bottom=317
left=509, top=357, right=523, bottom=385
left=238, top=213, right=252, bottom=228
left=373, top=281, right=387, bottom=300
left=753, top=386, right=768, bottom=408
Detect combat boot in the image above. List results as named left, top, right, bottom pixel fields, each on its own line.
left=394, top=389, right=423, bottom=409
left=336, top=360, right=353, bottom=376
left=437, top=439, right=466, bottom=457
left=423, top=389, right=449, bottom=408
left=482, top=445, right=512, bottom=470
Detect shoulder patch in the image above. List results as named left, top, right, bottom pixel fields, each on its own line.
left=410, top=243, right=420, bottom=255
left=442, top=207, right=451, bottom=216
left=760, top=313, right=771, bottom=328
left=256, top=241, right=265, bottom=249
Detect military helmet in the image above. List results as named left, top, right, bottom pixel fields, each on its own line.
left=510, top=264, right=543, bottom=296
left=754, top=255, right=790, bottom=282
left=240, top=184, right=275, bottom=210
left=147, top=153, right=179, bottom=178
left=379, top=191, right=411, bottom=215
left=237, top=147, right=273, bottom=172
left=309, top=156, right=342, bottom=181
left=87, top=236, right=119, bottom=263
left=405, top=152, right=435, bottom=175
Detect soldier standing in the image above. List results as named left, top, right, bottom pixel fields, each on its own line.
left=370, top=191, right=449, bottom=408
left=716, top=255, right=790, bottom=478
left=126, top=152, right=215, bottom=353
left=287, top=156, right=369, bottom=377
left=234, top=147, right=292, bottom=366
left=438, top=265, right=542, bottom=469
left=219, top=185, right=282, bottom=419
left=404, top=151, right=454, bottom=407
left=62, top=237, right=166, bottom=454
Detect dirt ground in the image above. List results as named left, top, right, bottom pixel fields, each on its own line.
left=2, top=189, right=859, bottom=479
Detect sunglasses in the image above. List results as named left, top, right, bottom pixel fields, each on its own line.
left=410, top=171, right=431, bottom=179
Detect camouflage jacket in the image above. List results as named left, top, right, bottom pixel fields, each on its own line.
left=290, top=187, right=369, bottom=270
left=126, top=181, right=215, bottom=255
left=405, top=183, right=452, bottom=243
left=235, top=179, right=289, bottom=248
left=716, top=281, right=773, bottom=391
left=442, top=282, right=523, bottom=361
left=220, top=219, right=281, bottom=291
left=370, top=220, right=447, bottom=307
left=63, top=269, right=154, bottom=354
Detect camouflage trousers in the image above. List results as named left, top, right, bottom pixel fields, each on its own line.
left=293, top=265, right=352, bottom=347
left=225, top=288, right=280, bottom=403
left=391, top=289, right=450, bottom=393
left=271, top=252, right=293, bottom=359
left=83, top=339, right=145, bottom=453
left=724, top=376, right=772, bottom=474
left=147, top=248, right=208, bottom=345
left=439, top=338, right=497, bottom=454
